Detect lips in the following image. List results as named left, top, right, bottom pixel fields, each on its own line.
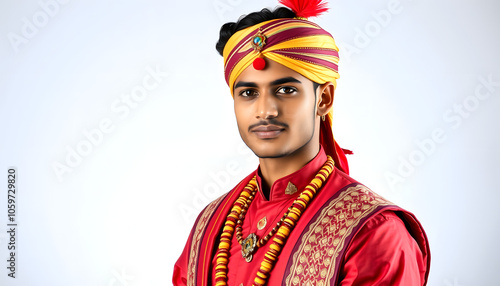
left=250, top=125, right=285, bottom=139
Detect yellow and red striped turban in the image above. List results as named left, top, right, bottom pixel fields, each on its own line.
left=222, top=17, right=350, bottom=174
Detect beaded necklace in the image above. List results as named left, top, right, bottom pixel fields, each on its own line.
left=214, top=156, right=335, bottom=286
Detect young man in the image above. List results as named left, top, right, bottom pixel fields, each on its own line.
left=174, top=1, right=430, bottom=285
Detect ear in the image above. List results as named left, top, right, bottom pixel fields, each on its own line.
left=316, top=82, right=335, bottom=117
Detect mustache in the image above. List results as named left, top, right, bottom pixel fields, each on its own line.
left=248, top=119, right=289, bottom=131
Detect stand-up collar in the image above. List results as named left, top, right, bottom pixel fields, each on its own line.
left=255, top=147, right=328, bottom=201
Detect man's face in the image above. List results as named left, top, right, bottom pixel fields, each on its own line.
left=233, top=59, right=319, bottom=159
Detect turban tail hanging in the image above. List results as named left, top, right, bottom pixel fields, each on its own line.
left=223, top=18, right=349, bottom=174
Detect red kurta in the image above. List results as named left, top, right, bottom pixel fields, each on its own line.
left=173, top=148, right=430, bottom=285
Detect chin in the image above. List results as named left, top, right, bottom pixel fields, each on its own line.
left=254, top=152, right=288, bottom=159
left=248, top=145, right=291, bottom=159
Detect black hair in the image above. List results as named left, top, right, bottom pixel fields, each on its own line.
left=215, top=7, right=296, bottom=56
left=313, top=82, right=320, bottom=91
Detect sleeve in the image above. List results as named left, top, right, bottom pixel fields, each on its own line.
left=172, top=235, right=191, bottom=286
left=338, top=211, right=427, bottom=286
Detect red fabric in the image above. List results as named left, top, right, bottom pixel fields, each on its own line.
left=173, top=148, right=429, bottom=285
left=320, top=119, right=349, bottom=174
left=173, top=220, right=195, bottom=286
left=173, top=212, right=427, bottom=286
left=339, top=211, right=427, bottom=285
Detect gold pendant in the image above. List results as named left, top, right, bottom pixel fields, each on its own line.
left=241, top=233, right=258, bottom=262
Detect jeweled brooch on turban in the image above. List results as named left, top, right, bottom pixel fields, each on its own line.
left=251, top=29, right=266, bottom=52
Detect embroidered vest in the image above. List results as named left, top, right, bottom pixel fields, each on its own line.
left=185, top=175, right=430, bottom=285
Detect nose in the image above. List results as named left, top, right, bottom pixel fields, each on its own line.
left=256, top=91, right=278, bottom=119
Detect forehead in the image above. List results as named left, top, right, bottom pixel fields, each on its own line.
left=234, top=59, right=311, bottom=87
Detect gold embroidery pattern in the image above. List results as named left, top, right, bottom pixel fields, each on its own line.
left=285, top=185, right=392, bottom=285
left=187, top=195, right=226, bottom=286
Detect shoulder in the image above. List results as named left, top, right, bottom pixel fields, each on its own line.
left=326, top=166, right=360, bottom=189
left=317, top=172, right=430, bottom=284
left=339, top=210, right=429, bottom=285
left=349, top=210, right=415, bottom=247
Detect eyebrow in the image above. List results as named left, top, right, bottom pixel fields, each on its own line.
left=234, top=81, right=258, bottom=89
left=233, top=76, right=302, bottom=91
left=270, top=77, right=302, bottom=86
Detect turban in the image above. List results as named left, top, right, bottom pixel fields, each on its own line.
left=222, top=18, right=350, bottom=174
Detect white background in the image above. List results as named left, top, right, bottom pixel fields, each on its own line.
left=1, top=0, right=499, bottom=285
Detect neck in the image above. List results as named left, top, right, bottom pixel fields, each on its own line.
left=258, top=144, right=320, bottom=197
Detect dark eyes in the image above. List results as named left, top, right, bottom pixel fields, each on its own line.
left=276, top=87, right=297, bottom=94
left=238, top=87, right=297, bottom=97
left=239, top=89, right=258, bottom=97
